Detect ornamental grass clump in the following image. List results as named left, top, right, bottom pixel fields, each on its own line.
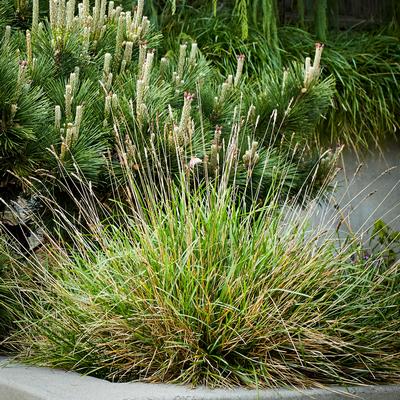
left=1, top=165, right=399, bottom=388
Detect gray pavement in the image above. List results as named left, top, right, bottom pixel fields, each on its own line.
left=1, top=358, right=399, bottom=400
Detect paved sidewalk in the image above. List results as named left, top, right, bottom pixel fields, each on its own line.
left=1, top=358, right=399, bottom=400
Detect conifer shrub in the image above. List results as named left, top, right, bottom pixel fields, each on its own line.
left=0, top=0, right=335, bottom=218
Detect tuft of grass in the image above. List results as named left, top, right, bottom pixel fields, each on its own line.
left=1, top=165, right=399, bottom=388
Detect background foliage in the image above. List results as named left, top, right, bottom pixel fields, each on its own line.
left=136, top=0, right=400, bottom=147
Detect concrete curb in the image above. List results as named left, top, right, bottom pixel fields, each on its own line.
left=1, top=358, right=399, bottom=400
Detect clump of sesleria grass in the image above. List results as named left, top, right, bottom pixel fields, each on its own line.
left=1, top=147, right=400, bottom=389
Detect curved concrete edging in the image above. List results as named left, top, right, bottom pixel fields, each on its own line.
left=1, top=358, right=399, bottom=400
